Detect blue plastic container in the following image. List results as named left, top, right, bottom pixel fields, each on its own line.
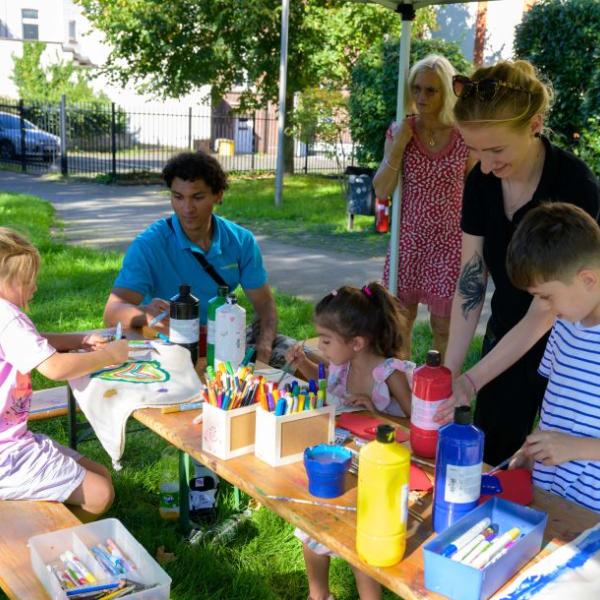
left=433, top=406, right=484, bottom=532
left=304, top=444, right=352, bottom=498
left=423, top=497, right=547, bottom=600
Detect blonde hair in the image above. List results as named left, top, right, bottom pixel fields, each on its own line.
left=407, top=54, right=457, bottom=127
left=0, top=227, right=40, bottom=290
left=454, top=60, right=552, bottom=130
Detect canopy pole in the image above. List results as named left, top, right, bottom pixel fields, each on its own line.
left=388, top=4, right=415, bottom=295
left=274, top=0, right=290, bottom=207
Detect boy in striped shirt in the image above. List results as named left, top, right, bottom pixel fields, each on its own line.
left=506, top=202, right=600, bottom=513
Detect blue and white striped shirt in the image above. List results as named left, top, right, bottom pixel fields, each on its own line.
left=534, top=319, right=600, bottom=513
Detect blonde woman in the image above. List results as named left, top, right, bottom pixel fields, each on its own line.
left=374, top=54, right=472, bottom=360
left=435, top=61, right=600, bottom=466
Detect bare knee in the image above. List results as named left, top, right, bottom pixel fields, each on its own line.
left=67, top=470, right=115, bottom=516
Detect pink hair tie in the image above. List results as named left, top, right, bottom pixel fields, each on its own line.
left=330, top=289, right=338, bottom=297
left=362, top=285, right=373, bottom=298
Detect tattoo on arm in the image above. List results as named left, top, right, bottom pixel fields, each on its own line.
left=458, top=253, right=486, bottom=319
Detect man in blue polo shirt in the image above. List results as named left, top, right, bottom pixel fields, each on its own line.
left=103, top=151, right=278, bottom=364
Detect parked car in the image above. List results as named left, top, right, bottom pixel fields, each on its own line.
left=0, top=112, right=60, bottom=162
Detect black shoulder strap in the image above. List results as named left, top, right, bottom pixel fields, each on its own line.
left=166, top=217, right=229, bottom=288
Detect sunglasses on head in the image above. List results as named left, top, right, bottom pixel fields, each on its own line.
left=452, top=75, right=531, bottom=101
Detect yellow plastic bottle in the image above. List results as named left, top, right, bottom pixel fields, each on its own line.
left=356, top=424, right=410, bottom=567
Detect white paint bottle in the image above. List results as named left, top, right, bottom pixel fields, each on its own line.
left=214, top=293, right=246, bottom=370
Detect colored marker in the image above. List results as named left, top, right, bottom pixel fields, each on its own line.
left=470, top=527, right=521, bottom=569
left=442, top=517, right=491, bottom=557
left=66, top=581, right=121, bottom=596
left=452, top=525, right=498, bottom=562
left=160, top=401, right=203, bottom=414
left=148, top=309, right=169, bottom=328
left=156, top=332, right=170, bottom=343
left=114, top=321, right=123, bottom=341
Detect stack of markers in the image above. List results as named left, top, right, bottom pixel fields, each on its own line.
left=203, top=362, right=263, bottom=410
left=89, top=538, right=134, bottom=577
left=442, top=517, right=522, bottom=570
left=268, top=378, right=327, bottom=416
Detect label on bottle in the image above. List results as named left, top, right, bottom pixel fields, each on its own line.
left=410, top=395, right=446, bottom=430
left=207, top=319, right=216, bottom=345
left=444, top=463, right=482, bottom=503
left=170, top=317, right=199, bottom=344
left=159, top=482, right=180, bottom=512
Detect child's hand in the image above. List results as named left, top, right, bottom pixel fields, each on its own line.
left=82, top=332, right=111, bottom=351
left=508, top=445, right=534, bottom=471
left=524, top=430, right=578, bottom=466
left=103, top=339, right=129, bottom=365
left=434, top=374, right=474, bottom=423
left=286, top=342, right=307, bottom=369
left=343, top=393, right=374, bottom=412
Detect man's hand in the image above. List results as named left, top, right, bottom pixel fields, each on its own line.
left=434, top=374, right=475, bottom=423
left=144, top=298, right=171, bottom=331
left=525, top=430, right=580, bottom=466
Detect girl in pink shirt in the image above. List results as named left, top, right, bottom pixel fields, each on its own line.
left=0, top=227, right=128, bottom=521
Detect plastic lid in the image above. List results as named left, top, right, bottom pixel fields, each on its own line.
left=425, top=350, right=441, bottom=367
left=179, top=284, right=191, bottom=295
left=376, top=424, right=395, bottom=443
left=226, top=293, right=238, bottom=305
left=454, top=406, right=472, bottom=424
left=218, top=285, right=229, bottom=296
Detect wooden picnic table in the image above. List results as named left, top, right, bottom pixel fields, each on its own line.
left=131, top=405, right=599, bottom=600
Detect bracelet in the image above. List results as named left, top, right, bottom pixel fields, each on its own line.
left=384, top=158, right=400, bottom=172
left=464, top=372, right=478, bottom=394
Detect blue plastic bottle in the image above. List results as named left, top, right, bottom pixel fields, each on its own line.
left=433, top=406, right=484, bottom=533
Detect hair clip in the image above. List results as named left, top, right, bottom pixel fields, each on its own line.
left=329, top=289, right=338, bottom=297
left=362, top=285, right=373, bottom=298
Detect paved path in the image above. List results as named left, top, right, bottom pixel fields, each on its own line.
left=0, top=170, right=490, bottom=332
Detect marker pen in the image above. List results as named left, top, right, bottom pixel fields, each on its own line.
left=442, top=517, right=491, bottom=558
left=452, top=525, right=498, bottom=562
left=470, top=527, right=521, bottom=569
left=148, top=309, right=169, bottom=328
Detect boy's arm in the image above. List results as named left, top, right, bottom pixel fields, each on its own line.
left=36, top=340, right=129, bottom=381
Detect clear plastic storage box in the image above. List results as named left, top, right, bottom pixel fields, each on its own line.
left=29, top=517, right=171, bottom=599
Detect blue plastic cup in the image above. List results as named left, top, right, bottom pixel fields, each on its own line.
left=304, top=444, right=353, bottom=498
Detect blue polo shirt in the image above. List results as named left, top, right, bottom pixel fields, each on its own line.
left=113, top=214, right=268, bottom=323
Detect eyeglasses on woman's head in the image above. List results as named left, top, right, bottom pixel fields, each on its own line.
left=452, top=75, right=531, bottom=101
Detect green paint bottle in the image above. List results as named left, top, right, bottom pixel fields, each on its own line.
left=206, top=285, right=229, bottom=370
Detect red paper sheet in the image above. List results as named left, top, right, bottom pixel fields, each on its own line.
left=479, top=468, right=534, bottom=506
left=337, top=413, right=410, bottom=443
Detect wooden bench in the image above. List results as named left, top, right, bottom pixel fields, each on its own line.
left=29, top=386, right=69, bottom=421
left=0, top=500, right=80, bottom=600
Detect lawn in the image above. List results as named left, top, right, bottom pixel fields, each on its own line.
left=0, top=190, right=481, bottom=600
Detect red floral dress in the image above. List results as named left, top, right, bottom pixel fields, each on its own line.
left=383, top=117, right=470, bottom=317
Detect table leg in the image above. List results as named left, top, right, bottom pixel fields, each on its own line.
left=178, top=450, right=192, bottom=533
left=68, top=386, right=78, bottom=450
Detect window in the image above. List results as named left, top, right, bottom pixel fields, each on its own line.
left=22, top=8, right=39, bottom=40
left=68, top=20, right=76, bottom=41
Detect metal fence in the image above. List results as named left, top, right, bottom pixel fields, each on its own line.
left=0, top=98, right=355, bottom=178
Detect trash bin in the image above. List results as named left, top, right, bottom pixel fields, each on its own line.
left=216, top=138, right=235, bottom=156
left=344, top=166, right=375, bottom=230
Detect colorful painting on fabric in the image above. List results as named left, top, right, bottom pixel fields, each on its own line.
left=92, top=360, right=170, bottom=384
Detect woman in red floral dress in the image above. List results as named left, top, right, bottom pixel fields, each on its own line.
left=374, top=54, right=473, bottom=360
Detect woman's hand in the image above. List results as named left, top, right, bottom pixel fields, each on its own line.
left=388, top=118, right=413, bottom=162
left=434, top=374, right=475, bottom=423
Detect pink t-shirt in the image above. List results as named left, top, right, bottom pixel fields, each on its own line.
left=0, top=299, right=55, bottom=445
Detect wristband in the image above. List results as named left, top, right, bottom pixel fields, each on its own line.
left=384, top=158, right=400, bottom=172
left=464, top=372, right=477, bottom=394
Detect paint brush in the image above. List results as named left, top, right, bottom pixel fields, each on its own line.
left=484, top=455, right=514, bottom=475
left=148, top=309, right=169, bottom=328
left=266, top=495, right=356, bottom=512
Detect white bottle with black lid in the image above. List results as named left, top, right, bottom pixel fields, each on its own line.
left=214, top=293, right=246, bottom=370
left=169, top=284, right=199, bottom=365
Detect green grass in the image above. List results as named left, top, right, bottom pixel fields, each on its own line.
left=0, top=190, right=481, bottom=600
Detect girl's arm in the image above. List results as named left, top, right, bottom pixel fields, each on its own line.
left=285, top=343, right=319, bottom=381
left=386, top=370, right=412, bottom=416
left=444, top=233, right=488, bottom=376
left=44, top=332, right=111, bottom=352
left=373, top=120, right=412, bottom=199
left=36, top=339, right=129, bottom=381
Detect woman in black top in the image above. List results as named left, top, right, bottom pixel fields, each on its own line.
left=435, top=60, right=600, bottom=465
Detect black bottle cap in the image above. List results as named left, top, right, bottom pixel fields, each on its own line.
left=376, top=424, right=395, bottom=443
left=426, top=350, right=441, bottom=367
left=454, top=406, right=472, bottom=425
left=180, top=284, right=191, bottom=296
left=218, top=285, right=229, bottom=296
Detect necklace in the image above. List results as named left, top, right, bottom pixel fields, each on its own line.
left=418, top=121, right=446, bottom=148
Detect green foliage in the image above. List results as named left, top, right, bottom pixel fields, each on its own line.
left=572, top=117, right=600, bottom=177
left=514, top=0, right=600, bottom=146
left=348, top=38, right=471, bottom=166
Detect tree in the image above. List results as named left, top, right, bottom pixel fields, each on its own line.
left=514, top=0, right=600, bottom=146
left=76, top=0, right=434, bottom=173
left=348, top=38, right=470, bottom=166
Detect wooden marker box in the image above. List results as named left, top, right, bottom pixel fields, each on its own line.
left=254, top=405, right=336, bottom=467
left=202, top=402, right=257, bottom=460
